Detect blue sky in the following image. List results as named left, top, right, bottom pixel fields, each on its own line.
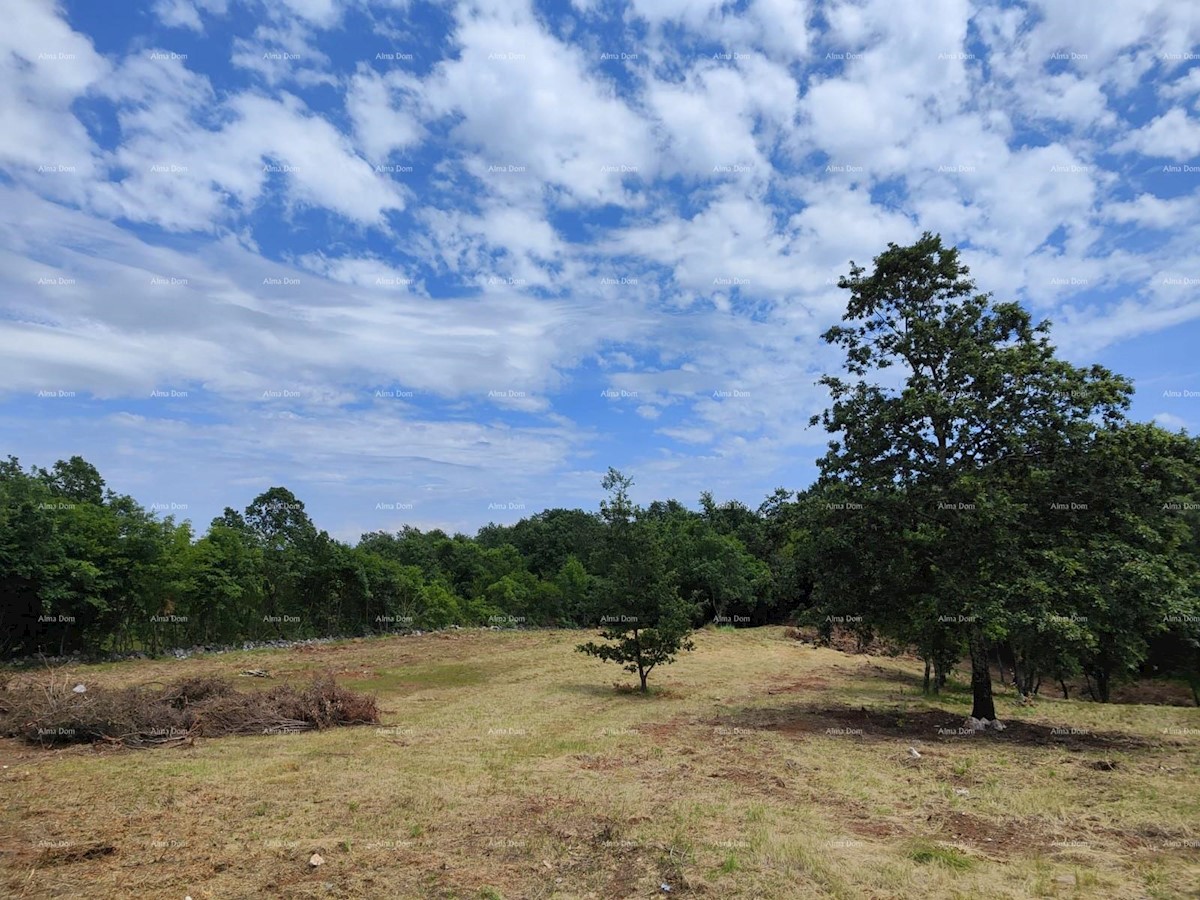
left=1, top=0, right=1198, bottom=540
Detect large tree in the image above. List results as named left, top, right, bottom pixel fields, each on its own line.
left=811, top=233, right=1131, bottom=721
left=244, top=487, right=318, bottom=636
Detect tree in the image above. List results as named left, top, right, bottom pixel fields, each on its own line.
left=554, top=554, right=594, bottom=626
left=665, top=514, right=769, bottom=625
left=182, top=523, right=264, bottom=644
left=576, top=469, right=696, bottom=691
left=244, top=487, right=317, bottom=637
left=37, top=456, right=106, bottom=505
left=0, top=457, right=68, bottom=657
left=811, top=233, right=1131, bottom=721
left=1017, top=423, right=1200, bottom=701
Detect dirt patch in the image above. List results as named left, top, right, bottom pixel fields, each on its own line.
left=632, top=720, right=680, bottom=740
left=933, top=810, right=1038, bottom=851
left=721, top=705, right=1160, bottom=751
left=831, top=797, right=1054, bottom=858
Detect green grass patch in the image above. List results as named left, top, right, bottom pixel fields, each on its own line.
left=344, top=662, right=489, bottom=694
left=908, top=842, right=974, bottom=870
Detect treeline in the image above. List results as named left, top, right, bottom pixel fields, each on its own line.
left=2, top=444, right=1198, bottom=702
left=0, top=457, right=795, bottom=659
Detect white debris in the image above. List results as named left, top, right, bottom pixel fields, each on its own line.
left=72, top=684, right=86, bottom=694
left=309, top=853, right=324, bottom=867
left=954, top=788, right=970, bottom=796
left=907, top=747, right=922, bottom=759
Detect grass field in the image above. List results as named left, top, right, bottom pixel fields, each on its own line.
left=2, top=627, right=1198, bottom=899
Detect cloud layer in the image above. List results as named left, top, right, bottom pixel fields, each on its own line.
left=2, top=0, right=1198, bottom=535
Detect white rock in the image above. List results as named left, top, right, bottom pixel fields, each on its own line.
left=989, top=719, right=1006, bottom=731
left=907, top=747, right=922, bottom=759
left=309, top=853, right=324, bottom=867
left=954, top=788, right=970, bottom=796
left=72, top=684, right=86, bottom=693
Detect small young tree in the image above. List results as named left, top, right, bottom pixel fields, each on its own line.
left=577, top=469, right=696, bottom=691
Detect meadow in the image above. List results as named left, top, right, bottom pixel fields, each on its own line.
left=2, top=627, right=1198, bottom=899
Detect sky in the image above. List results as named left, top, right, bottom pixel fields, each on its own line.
left=1, top=0, right=1198, bottom=541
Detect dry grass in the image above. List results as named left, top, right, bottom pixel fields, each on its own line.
left=0, top=672, right=379, bottom=747
left=1, top=627, right=1197, bottom=899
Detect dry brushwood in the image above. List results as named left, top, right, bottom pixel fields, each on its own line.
left=0, top=671, right=378, bottom=749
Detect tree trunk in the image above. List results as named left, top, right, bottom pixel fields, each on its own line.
left=1059, top=679, right=1070, bottom=700
left=639, top=668, right=649, bottom=692
left=968, top=629, right=996, bottom=720
left=923, top=658, right=931, bottom=694
left=1095, top=669, right=1111, bottom=703
left=1083, top=671, right=1096, bottom=701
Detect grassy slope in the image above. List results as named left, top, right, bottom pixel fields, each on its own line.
left=1, top=627, right=1198, bottom=899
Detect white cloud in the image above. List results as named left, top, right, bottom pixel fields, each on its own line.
left=1152, top=411, right=1191, bottom=431
left=346, top=67, right=426, bottom=162
left=89, top=56, right=405, bottom=229
left=1104, top=192, right=1200, bottom=230
left=0, top=0, right=108, bottom=185
left=152, top=0, right=229, bottom=31
left=1115, top=108, right=1200, bottom=161
left=420, top=5, right=657, bottom=205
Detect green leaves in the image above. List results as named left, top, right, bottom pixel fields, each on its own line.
left=576, top=470, right=696, bottom=691
left=811, top=234, right=1149, bottom=714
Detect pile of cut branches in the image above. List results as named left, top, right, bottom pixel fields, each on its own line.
left=0, top=670, right=378, bottom=748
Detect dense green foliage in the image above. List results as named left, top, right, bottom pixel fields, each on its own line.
left=807, top=233, right=1200, bottom=713
left=0, top=458, right=787, bottom=661
left=576, top=469, right=697, bottom=691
